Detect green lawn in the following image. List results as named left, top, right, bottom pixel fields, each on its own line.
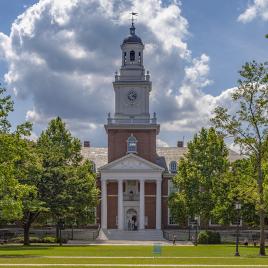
left=0, top=244, right=268, bottom=267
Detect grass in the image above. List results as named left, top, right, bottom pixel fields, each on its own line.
left=0, top=244, right=268, bottom=267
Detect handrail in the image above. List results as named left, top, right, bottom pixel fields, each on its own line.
left=107, top=118, right=157, bottom=125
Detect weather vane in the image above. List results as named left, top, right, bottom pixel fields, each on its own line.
left=130, top=12, right=138, bottom=25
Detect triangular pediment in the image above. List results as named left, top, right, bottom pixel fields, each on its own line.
left=99, top=154, right=164, bottom=172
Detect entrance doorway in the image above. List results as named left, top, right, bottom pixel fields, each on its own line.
left=125, top=208, right=138, bottom=230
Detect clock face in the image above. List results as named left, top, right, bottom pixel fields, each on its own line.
left=127, top=90, right=137, bottom=103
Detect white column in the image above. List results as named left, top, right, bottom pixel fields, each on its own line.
left=156, top=179, right=162, bottom=230
left=117, top=180, right=124, bottom=230
left=101, top=179, right=107, bottom=229
left=139, top=179, right=145, bottom=229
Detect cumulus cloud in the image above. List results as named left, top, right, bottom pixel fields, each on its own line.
left=238, top=0, right=268, bottom=23
left=0, top=0, right=234, bottom=146
left=156, top=138, right=169, bottom=147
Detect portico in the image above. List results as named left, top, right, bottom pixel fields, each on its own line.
left=99, top=153, right=164, bottom=230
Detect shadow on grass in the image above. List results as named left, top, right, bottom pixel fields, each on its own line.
left=0, top=255, right=42, bottom=258
left=0, top=245, right=50, bottom=251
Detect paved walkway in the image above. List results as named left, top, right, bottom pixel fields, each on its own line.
left=67, top=240, right=193, bottom=245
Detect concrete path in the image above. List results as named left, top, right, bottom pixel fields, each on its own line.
left=67, top=240, right=192, bottom=245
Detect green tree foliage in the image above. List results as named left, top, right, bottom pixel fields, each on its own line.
left=0, top=86, right=34, bottom=222
left=212, top=158, right=259, bottom=227
left=169, top=127, right=229, bottom=225
left=37, top=117, right=99, bottom=236
left=211, top=61, right=268, bottom=256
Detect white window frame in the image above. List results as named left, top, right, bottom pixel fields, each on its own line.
left=230, top=218, right=242, bottom=227
left=127, top=135, right=137, bottom=154
left=168, top=180, right=178, bottom=226
left=188, top=216, right=201, bottom=227
left=169, top=161, right=177, bottom=173
left=209, top=218, right=221, bottom=227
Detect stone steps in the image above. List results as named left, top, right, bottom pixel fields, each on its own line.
left=98, top=229, right=165, bottom=241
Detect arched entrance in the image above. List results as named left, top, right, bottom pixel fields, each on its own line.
left=125, top=208, right=138, bottom=230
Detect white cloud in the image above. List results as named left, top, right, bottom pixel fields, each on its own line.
left=238, top=0, right=268, bottom=23
left=0, top=0, right=235, bottom=145
left=157, top=138, right=169, bottom=147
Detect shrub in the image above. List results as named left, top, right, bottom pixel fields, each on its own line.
left=11, top=235, right=24, bottom=243
left=197, top=231, right=221, bottom=244
left=197, top=231, right=209, bottom=244
left=42, top=236, right=57, bottom=243
left=29, top=236, right=42, bottom=243
left=11, top=235, right=42, bottom=243
left=208, top=231, right=221, bottom=244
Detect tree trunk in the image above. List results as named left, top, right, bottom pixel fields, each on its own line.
left=257, top=161, right=266, bottom=256
left=23, top=222, right=31, bottom=246
left=56, top=224, right=60, bottom=242
left=259, top=210, right=266, bottom=256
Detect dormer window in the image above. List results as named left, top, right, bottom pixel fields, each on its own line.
left=127, top=135, right=137, bottom=153
left=169, top=161, right=177, bottom=173
left=130, top=50, right=135, bottom=62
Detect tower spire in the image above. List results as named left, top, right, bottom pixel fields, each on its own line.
left=130, top=12, right=138, bottom=35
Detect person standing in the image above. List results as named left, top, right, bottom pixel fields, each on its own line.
left=173, top=234, right=176, bottom=245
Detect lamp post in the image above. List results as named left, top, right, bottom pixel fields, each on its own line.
left=194, top=216, right=199, bottom=246
left=234, top=202, right=241, bottom=257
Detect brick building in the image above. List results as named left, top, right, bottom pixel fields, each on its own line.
left=81, top=23, right=241, bottom=233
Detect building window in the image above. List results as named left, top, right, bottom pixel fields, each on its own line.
left=127, top=135, right=137, bottom=153
left=168, top=180, right=178, bottom=225
left=209, top=217, right=221, bottom=227
left=168, top=180, right=177, bottom=194
left=138, top=52, right=141, bottom=63
left=168, top=213, right=176, bottom=225
left=169, top=161, right=177, bottom=173
left=124, top=52, right=127, bottom=65
left=230, top=218, right=242, bottom=227
left=130, top=50, right=135, bottom=61
left=91, top=161, right=96, bottom=173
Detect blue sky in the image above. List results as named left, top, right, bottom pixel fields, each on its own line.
left=0, top=0, right=267, bottom=146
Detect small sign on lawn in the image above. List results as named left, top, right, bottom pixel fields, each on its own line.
left=153, top=243, right=162, bottom=255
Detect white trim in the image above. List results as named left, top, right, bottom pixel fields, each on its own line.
left=230, top=218, right=242, bottom=227
left=167, top=208, right=177, bottom=225
left=208, top=219, right=221, bottom=227
left=169, top=161, right=177, bottom=173
left=99, top=153, right=164, bottom=172
left=156, top=180, right=161, bottom=229
left=167, top=180, right=178, bottom=226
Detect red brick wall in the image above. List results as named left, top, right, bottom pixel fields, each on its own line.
left=107, top=196, right=117, bottom=228
left=96, top=178, right=172, bottom=229
left=107, top=182, right=118, bottom=195
left=145, top=182, right=156, bottom=229
left=145, top=197, right=156, bottom=229
left=162, top=178, right=169, bottom=228
left=162, top=197, right=168, bottom=228
left=108, top=129, right=157, bottom=163
left=107, top=182, right=118, bottom=228
left=162, top=178, right=169, bottom=196
left=145, top=182, right=156, bottom=195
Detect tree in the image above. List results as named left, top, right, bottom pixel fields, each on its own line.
left=18, top=140, right=48, bottom=246
left=212, top=158, right=259, bottom=227
left=37, top=117, right=99, bottom=239
left=211, top=61, right=268, bottom=256
left=169, top=127, right=229, bottom=225
left=0, top=85, right=34, bottom=223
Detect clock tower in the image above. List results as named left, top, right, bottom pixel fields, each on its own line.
left=105, top=22, right=160, bottom=163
